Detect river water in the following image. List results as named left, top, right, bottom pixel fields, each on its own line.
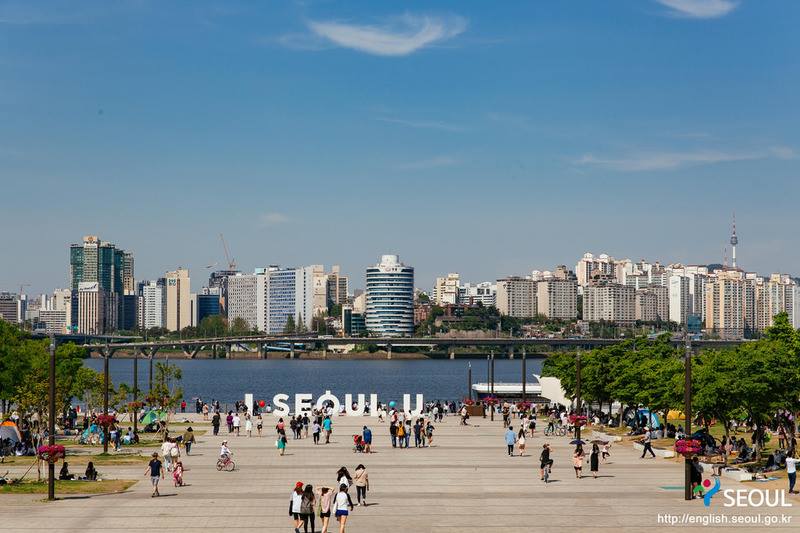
left=83, top=358, right=544, bottom=406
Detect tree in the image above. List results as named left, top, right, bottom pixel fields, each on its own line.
left=283, top=315, right=296, bottom=334
left=148, top=362, right=184, bottom=432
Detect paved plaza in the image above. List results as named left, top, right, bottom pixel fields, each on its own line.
left=2, top=413, right=799, bottom=532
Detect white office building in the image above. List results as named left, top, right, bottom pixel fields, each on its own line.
left=458, top=282, right=497, bottom=307
left=139, top=280, right=166, bottom=330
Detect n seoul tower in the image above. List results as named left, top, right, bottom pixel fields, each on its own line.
left=730, top=213, right=738, bottom=269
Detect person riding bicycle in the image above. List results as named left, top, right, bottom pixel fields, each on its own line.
left=219, top=440, right=232, bottom=461
left=540, top=443, right=553, bottom=480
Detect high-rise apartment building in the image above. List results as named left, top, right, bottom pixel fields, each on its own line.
left=365, top=254, right=415, bottom=336
left=433, top=273, right=460, bottom=306
left=583, top=281, right=635, bottom=325
left=227, top=273, right=259, bottom=331
left=138, top=280, right=166, bottom=330
left=576, top=253, right=617, bottom=286
left=326, top=265, right=349, bottom=308
left=123, top=252, right=135, bottom=295
left=668, top=275, right=691, bottom=325
left=165, top=268, right=191, bottom=332
left=536, top=273, right=578, bottom=320
left=208, top=269, right=240, bottom=317
left=705, top=270, right=745, bottom=339
left=496, top=277, right=537, bottom=318
left=635, top=286, right=668, bottom=322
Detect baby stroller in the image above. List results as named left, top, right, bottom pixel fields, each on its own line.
left=353, top=434, right=365, bottom=453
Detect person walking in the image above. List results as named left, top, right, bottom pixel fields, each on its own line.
left=573, top=445, right=585, bottom=479
left=590, top=443, right=600, bottom=478
left=323, top=416, right=333, bottom=444
left=233, top=412, right=241, bottom=436
left=211, top=412, right=220, bottom=436
left=300, top=484, right=316, bottom=533
left=601, top=442, right=611, bottom=463
left=539, top=443, right=552, bottom=480
left=389, top=421, right=397, bottom=448
left=313, top=419, right=321, bottom=445
left=362, top=426, right=372, bottom=454
left=182, top=427, right=195, bottom=455
left=640, top=428, right=656, bottom=459
left=404, top=421, right=412, bottom=448
left=396, top=420, right=406, bottom=449
left=278, top=433, right=288, bottom=456
left=334, top=483, right=354, bottom=533
left=786, top=452, right=798, bottom=494
left=290, top=482, right=304, bottom=533
left=256, top=414, right=263, bottom=437
left=145, top=452, right=165, bottom=497
left=413, top=419, right=422, bottom=447
left=353, top=464, right=369, bottom=506
left=245, top=414, right=253, bottom=437
left=517, top=427, right=526, bottom=456
left=337, top=466, right=353, bottom=490
left=317, top=486, right=333, bottom=533
left=426, top=421, right=435, bottom=446
left=505, top=425, right=517, bottom=457
left=202, top=402, right=209, bottom=420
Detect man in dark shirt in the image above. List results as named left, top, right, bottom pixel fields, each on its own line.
left=540, top=443, right=553, bottom=480
left=145, top=452, right=165, bottom=497
left=212, top=412, right=221, bottom=436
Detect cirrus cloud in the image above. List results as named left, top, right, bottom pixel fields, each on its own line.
left=654, top=0, right=739, bottom=19
left=305, top=14, right=467, bottom=56
left=576, top=146, right=794, bottom=172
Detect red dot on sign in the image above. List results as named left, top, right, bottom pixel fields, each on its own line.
left=703, top=480, right=711, bottom=488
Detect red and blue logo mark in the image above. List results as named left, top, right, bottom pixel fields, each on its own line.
left=694, top=478, right=721, bottom=506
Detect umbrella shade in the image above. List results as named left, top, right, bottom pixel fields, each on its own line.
left=569, top=439, right=586, bottom=445
left=139, top=410, right=167, bottom=425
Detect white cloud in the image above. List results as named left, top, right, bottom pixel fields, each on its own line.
left=306, top=14, right=467, bottom=56
left=397, top=155, right=460, bottom=170
left=576, top=146, right=794, bottom=172
left=654, top=0, right=739, bottom=19
left=376, top=116, right=465, bottom=132
left=258, top=212, right=290, bottom=226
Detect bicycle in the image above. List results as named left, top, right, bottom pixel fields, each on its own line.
left=544, top=425, right=567, bottom=437
left=216, top=455, right=235, bottom=472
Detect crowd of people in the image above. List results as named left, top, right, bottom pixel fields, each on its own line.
left=289, top=465, right=368, bottom=533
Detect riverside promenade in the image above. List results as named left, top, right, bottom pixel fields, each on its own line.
left=2, top=413, right=799, bottom=532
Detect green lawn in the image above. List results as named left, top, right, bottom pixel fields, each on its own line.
left=0, top=479, right=136, bottom=495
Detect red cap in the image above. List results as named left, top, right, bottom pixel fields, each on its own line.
left=295, top=482, right=304, bottom=488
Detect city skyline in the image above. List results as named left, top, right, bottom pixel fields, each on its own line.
left=1, top=1, right=798, bottom=294
left=1, top=216, right=799, bottom=297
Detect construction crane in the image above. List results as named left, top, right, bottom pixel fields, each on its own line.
left=219, top=234, right=237, bottom=271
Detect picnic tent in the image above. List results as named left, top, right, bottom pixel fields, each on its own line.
left=0, top=420, right=22, bottom=445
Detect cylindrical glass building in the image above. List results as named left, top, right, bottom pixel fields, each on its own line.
left=365, top=254, right=414, bottom=337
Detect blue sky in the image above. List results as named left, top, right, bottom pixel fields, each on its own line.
left=1, top=0, right=798, bottom=294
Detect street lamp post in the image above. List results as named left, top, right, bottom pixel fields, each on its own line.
left=684, top=333, right=693, bottom=501
left=467, top=363, right=472, bottom=401
left=103, top=346, right=110, bottom=454
left=490, top=351, right=495, bottom=421
left=522, top=347, right=527, bottom=402
left=133, top=349, right=139, bottom=436
left=575, top=350, right=582, bottom=442
left=48, top=334, right=57, bottom=501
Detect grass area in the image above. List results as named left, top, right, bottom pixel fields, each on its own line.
left=1, top=452, right=152, bottom=467
left=0, top=479, right=136, bottom=495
